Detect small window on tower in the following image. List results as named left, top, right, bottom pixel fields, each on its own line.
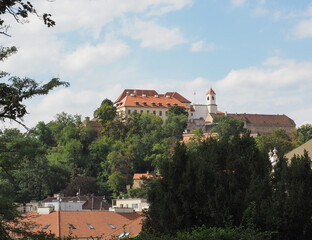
left=212, top=96, right=215, bottom=100
left=207, top=96, right=209, bottom=101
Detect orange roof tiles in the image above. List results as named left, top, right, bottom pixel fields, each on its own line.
left=163, top=92, right=191, bottom=103
left=133, top=173, right=155, bottom=180
left=206, top=88, right=216, bottom=95
left=115, top=89, right=158, bottom=103
left=210, top=113, right=295, bottom=127
left=17, top=211, right=143, bottom=239
left=117, top=94, right=189, bottom=109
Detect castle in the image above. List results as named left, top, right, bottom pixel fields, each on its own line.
left=114, top=88, right=296, bottom=136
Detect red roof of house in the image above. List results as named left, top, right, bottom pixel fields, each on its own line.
left=15, top=211, right=143, bottom=239
left=116, top=94, right=189, bottom=109
left=210, top=113, right=295, bottom=127
left=163, top=92, right=191, bottom=103
left=133, top=173, right=155, bottom=180
left=115, top=89, right=158, bottom=103
left=206, top=88, right=216, bottom=95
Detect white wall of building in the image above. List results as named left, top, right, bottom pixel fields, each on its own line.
left=44, top=201, right=85, bottom=211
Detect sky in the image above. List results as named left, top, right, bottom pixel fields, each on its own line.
left=2, top=0, right=312, bottom=130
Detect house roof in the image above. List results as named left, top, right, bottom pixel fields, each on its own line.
left=206, top=88, right=216, bottom=95
left=16, top=211, right=143, bottom=239
left=133, top=173, right=155, bottom=180
left=163, top=92, right=191, bottom=103
left=210, top=113, right=296, bottom=127
left=285, top=139, right=312, bottom=160
left=42, top=195, right=111, bottom=211
left=115, top=89, right=158, bottom=103
left=116, top=94, right=189, bottom=109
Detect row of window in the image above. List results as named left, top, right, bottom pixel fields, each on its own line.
left=135, top=102, right=178, bottom=107
left=22, top=223, right=117, bottom=231
left=128, top=109, right=167, bottom=116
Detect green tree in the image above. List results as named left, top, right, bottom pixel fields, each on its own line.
left=268, top=151, right=312, bottom=240
left=164, top=106, right=188, bottom=140
left=144, top=132, right=271, bottom=234
left=296, top=124, right=312, bottom=146
left=94, top=98, right=117, bottom=127
left=211, top=115, right=246, bottom=139
left=256, top=129, right=294, bottom=157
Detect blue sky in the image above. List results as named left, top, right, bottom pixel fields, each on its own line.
left=2, top=0, right=312, bottom=130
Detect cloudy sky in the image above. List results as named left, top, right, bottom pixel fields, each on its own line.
left=2, top=0, right=312, bottom=130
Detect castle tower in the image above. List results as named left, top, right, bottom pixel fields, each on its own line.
left=206, top=88, right=217, bottom=114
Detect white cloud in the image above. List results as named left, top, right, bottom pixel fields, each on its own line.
left=291, top=18, right=312, bottom=39
left=20, top=85, right=124, bottom=128
left=122, top=19, right=186, bottom=50
left=190, top=40, right=216, bottom=52
left=61, top=37, right=130, bottom=72
left=230, top=0, right=247, bottom=7
left=212, top=57, right=312, bottom=126
left=34, top=0, right=192, bottom=36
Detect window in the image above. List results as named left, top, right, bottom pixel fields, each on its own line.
left=42, top=224, right=50, bottom=230
left=153, top=111, right=156, bottom=115
left=134, top=110, right=137, bottom=113
left=108, top=224, right=116, bottom=229
left=174, top=104, right=178, bottom=106
left=128, top=110, right=131, bottom=114
left=143, top=102, right=147, bottom=106
left=135, top=102, right=139, bottom=106
left=119, top=232, right=130, bottom=238
left=165, top=111, right=168, bottom=115
left=207, top=96, right=209, bottom=101
left=152, top=103, right=156, bottom=106
left=69, top=224, right=76, bottom=230
left=132, top=204, right=139, bottom=209
left=212, top=96, right=215, bottom=100
left=158, top=103, right=163, bottom=106
left=29, top=224, right=36, bottom=230
left=16, top=224, right=22, bottom=229
left=191, top=113, right=193, bottom=116
left=140, top=110, right=143, bottom=114
left=87, top=224, right=94, bottom=230
left=147, top=110, right=149, bottom=113
left=159, top=111, right=162, bottom=116
left=166, top=103, right=171, bottom=107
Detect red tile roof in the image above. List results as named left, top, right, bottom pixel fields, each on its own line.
left=163, top=92, right=191, bottom=103
left=133, top=173, right=155, bottom=180
left=206, top=88, right=216, bottom=95
left=210, top=113, right=295, bottom=127
left=16, top=211, right=143, bottom=239
left=117, top=94, right=189, bottom=109
left=115, top=89, right=158, bottom=103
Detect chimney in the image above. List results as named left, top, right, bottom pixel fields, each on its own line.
left=147, top=171, right=149, bottom=175
left=85, top=116, right=90, bottom=122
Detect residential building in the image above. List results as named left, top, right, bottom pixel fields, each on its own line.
left=111, top=198, right=149, bottom=212
left=41, top=194, right=111, bottom=211
left=132, top=171, right=158, bottom=189
left=11, top=211, right=143, bottom=239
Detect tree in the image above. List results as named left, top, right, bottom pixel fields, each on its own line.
left=268, top=151, right=312, bottom=240
left=296, top=124, right=312, bottom=146
left=0, top=2, right=68, bottom=238
left=164, top=106, right=188, bottom=140
left=144, top=132, right=271, bottom=234
left=211, top=115, right=246, bottom=139
left=0, top=0, right=55, bottom=36
left=256, top=129, right=294, bottom=157
left=94, top=98, right=117, bottom=127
